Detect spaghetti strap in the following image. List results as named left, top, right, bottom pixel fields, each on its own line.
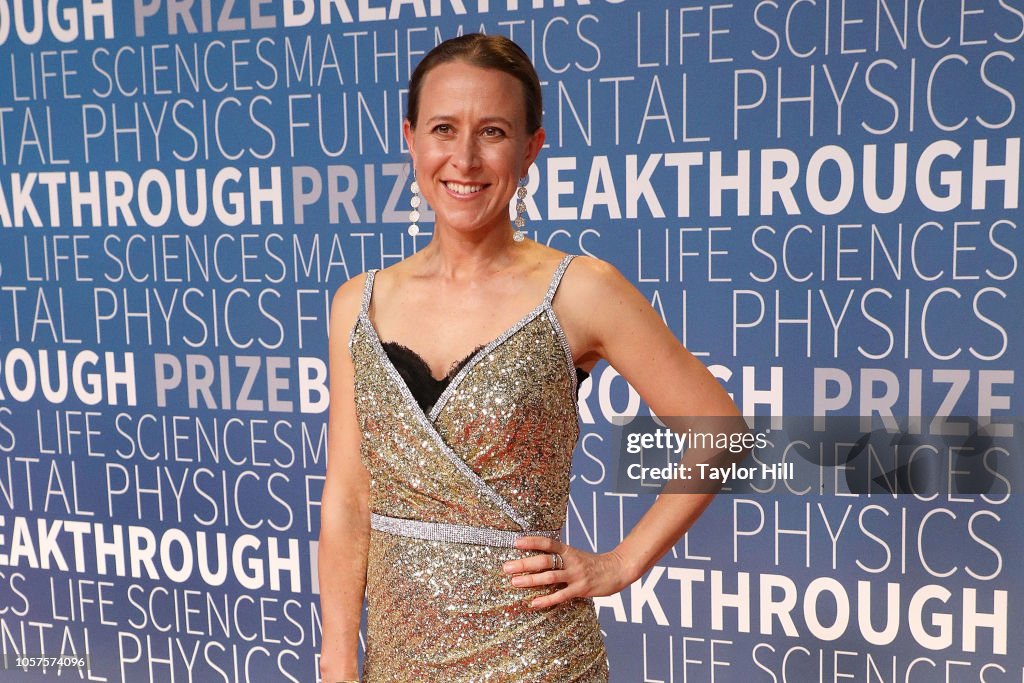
left=348, top=269, right=379, bottom=351
left=360, top=269, right=378, bottom=318
left=544, top=254, right=576, bottom=306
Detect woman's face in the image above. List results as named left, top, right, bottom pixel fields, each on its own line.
left=404, top=61, right=545, bottom=238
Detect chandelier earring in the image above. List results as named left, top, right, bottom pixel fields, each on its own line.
left=513, top=177, right=528, bottom=242
left=408, top=170, right=422, bottom=236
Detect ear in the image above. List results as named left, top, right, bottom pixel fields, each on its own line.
left=521, top=126, right=545, bottom=172
left=403, top=119, right=417, bottom=164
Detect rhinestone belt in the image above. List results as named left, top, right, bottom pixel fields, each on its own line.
left=370, top=513, right=560, bottom=548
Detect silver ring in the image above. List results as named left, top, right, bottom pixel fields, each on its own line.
left=551, top=553, right=564, bottom=570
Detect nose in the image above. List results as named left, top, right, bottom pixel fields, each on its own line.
left=450, top=132, right=481, bottom=171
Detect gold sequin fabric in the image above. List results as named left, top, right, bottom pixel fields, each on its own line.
left=348, top=254, right=609, bottom=682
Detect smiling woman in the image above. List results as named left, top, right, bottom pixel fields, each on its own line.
left=404, top=61, right=541, bottom=239
left=318, top=33, right=747, bottom=683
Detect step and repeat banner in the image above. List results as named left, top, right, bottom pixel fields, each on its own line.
left=0, top=1, right=1021, bottom=681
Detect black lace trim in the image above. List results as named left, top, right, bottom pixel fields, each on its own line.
left=381, top=342, right=483, bottom=413
left=381, top=341, right=590, bottom=413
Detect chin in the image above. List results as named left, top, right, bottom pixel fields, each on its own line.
left=437, top=213, right=501, bottom=234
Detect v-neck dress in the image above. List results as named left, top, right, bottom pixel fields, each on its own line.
left=381, top=340, right=591, bottom=413
left=347, top=254, right=609, bottom=682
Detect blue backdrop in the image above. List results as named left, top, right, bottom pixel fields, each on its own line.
left=0, top=1, right=1021, bottom=680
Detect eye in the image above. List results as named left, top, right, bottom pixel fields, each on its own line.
left=432, top=123, right=454, bottom=135
left=482, top=126, right=506, bottom=138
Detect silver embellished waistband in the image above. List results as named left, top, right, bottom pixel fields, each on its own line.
left=370, top=513, right=560, bottom=548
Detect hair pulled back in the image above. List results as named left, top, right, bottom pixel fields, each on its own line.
left=406, top=34, right=543, bottom=133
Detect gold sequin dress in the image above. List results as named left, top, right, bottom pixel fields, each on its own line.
left=348, top=254, right=610, bottom=682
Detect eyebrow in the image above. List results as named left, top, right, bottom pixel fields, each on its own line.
left=425, top=115, right=515, bottom=129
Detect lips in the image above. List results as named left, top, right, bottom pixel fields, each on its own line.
left=443, top=181, right=486, bottom=196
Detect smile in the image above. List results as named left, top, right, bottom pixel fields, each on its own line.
left=444, top=181, right=486, bottom=196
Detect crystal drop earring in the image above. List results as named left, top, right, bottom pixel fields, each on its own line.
left=407, top=170, right=421, bottom=236
left=513, top=177, right=528, bottom=242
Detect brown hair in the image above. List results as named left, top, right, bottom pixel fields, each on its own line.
left=406, top=34, right=543, bottom=133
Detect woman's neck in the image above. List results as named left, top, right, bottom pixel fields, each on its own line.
left=417, top=221, right=524, bottom=281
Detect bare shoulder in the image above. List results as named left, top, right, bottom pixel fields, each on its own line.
left=329, top=272, right=369, bottom=341
left=360, top=256, right=419, bottom=300
left=555, top=254, right=650, bottom=362
left=560, top=253, right=641, bottom=308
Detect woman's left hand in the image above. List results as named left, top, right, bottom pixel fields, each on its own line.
left=502, top=536, right=636, bottom=609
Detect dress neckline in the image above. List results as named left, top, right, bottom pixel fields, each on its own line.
left=382, top=339, right=591, bottom=415
left=381, top=340, right=484, bottom=384
left=362, top=296, right=555, bottom=423
left=364, top=256, right=570, bottom=382
left=355, top=255, right=579, bottom=425
left=380, top=341, right=485, bottom=414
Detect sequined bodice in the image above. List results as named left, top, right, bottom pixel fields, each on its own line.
left=347, top=255, right=585, bottom=531
left=345, top=254, right=609, bottom=682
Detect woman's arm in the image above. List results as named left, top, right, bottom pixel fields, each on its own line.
left=318, top=276, right=371, bottom=680
left=505, top=255, right=746, bottom=605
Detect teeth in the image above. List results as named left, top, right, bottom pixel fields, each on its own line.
left=446, top=182, right=483, bottom=195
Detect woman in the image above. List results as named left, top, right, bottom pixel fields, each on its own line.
left=319, top=34, right=743, bottom=682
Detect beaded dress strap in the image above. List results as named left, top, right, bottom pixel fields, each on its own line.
left=347, top=269, right=378, bottom=350
left=360, top=269, right=378, bottom=318
left=544, top=254, right=576, bottom=306
left=542, top=255, right=580, bottom=399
